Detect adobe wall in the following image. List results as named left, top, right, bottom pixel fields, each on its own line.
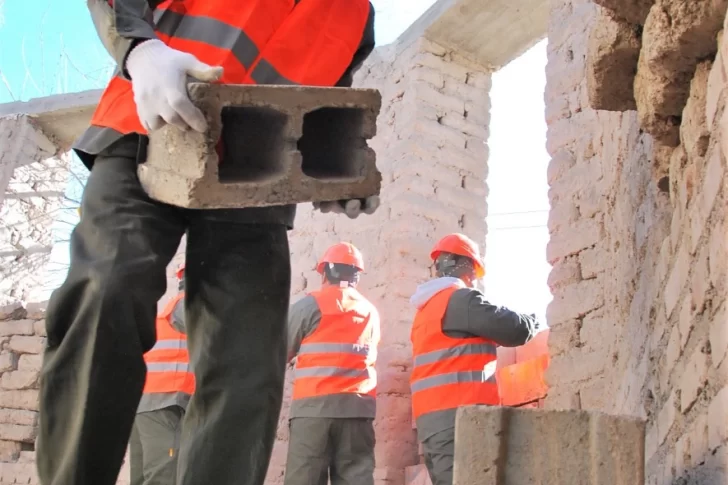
left=266, top=36, right=492, bottom=485
left=545, top=0, right=728, bottom=482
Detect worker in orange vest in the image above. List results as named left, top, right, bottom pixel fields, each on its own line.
left=409, top=233, right=541, bottom=485
left=129, top=262, right=194, bottom=485
left=36, top=2, right=378, bottom=485
left=285, top=243, right=380, bottom=485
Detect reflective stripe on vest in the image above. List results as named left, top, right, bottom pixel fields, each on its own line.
left=292, top=286, right=379, bottom=400
left=143, top=292, right=195, bottom=397
left=410, top=285, right=499, bottom=421
left=90, top=0, right=371, bottom=136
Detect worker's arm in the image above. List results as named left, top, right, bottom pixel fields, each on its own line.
left=335, top=2, right=376, bottom=87
left=442, top=288, right=540, bottom=347
left=170, top=297, right=186, bottom=334
left=87, top=0, right=163, bottom=78
left=287, top=295, right=322, bottom=364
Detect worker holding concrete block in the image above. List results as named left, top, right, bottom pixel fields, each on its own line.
left=409, top=233, right=541, bottom=485
left=129, top=262, right=194, bottom=485
left=35, top=2, right=378, bottom=485
left=285, top=243, right=380, bottom=485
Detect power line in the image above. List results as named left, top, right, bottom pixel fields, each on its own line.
left=488, top=224, right=547, bottom=231
left=488, top=209, right=549, bottom=217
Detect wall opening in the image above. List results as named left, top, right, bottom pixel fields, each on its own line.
left=484, top=39, right=550, bottom=325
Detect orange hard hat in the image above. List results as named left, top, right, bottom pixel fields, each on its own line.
left=176, top=262, right=186, bottom=280
left=316, top=242, right=365, bottom=274
left=430, top=233, right=485, bottom=278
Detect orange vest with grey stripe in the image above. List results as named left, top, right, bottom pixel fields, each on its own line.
left=142, top=292, right=195, bottom=398
left=410, top=285, right=499, bottom=422
left=91, top=0, right=372, bottom=137
left=292, top=286, right=378, bottom=401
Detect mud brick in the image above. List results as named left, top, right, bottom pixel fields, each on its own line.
left=453, top=406, right=645, bottom=484
left=139, top=83, right=382, bottom=209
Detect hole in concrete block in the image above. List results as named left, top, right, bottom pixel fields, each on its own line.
left=219, top=106, right=288, bottom=183
left=299, top=107, right=366, bottom=180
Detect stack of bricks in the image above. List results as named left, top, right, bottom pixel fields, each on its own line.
left=546, top=0, right=728, bottom=483
left=265, top=36, right=492, bottom=485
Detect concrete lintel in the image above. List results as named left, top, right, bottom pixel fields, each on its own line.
left=0, top=90, right=102, bottom=151
left=396, top=0, right=549, bottom=70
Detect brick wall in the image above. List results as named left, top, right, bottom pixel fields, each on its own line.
left=545, top=0, right=728, bottom=482
left=265, top=37, right=492, bottom=485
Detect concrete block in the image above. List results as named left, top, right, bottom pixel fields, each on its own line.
left=140, top=83, right=382, bottom=209
left=453, top=407, right=645, bottom=484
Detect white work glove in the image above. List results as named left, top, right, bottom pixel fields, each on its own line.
left=313, top=196, right=380, bottom=219
left=125, top=39, right=224, bottom=133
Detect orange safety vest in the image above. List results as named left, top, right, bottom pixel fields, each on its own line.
left=410, top=285, right=499, bottom=421
left=91, top=0, right=371, bottom=136
left=292, top=286, right=379, bottom=401
left=143, top=292, right=195, bottom=396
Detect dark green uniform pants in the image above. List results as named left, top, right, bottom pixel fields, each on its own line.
left=36, top=139, right=291, bottom=485
left=129, top=406, right=185, bottom=485
left=422, top=427, right=455, bottom=485
left=283, top=417, right=375, bottom=485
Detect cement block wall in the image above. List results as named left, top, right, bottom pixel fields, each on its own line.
left=544, top=0, right=728, bottom=483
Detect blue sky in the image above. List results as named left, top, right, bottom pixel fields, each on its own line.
left=1, top=0, right=551, bottom=323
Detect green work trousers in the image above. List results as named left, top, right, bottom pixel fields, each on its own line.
left=283, top=417, right=375, bottom=485
left=129, top=406, right=184, bottom=485
left=36, top=138, right=291, bottom=485
left=422, top=427, right=455, bottom=485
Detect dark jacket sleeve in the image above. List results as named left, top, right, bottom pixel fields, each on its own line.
left=87, top=0, right=162, bottom=78
left=335, top=2, right=376, bottom=87
left=287, top=295, right=322, bottom=364
left=441, top=288, right=539, bottom=347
